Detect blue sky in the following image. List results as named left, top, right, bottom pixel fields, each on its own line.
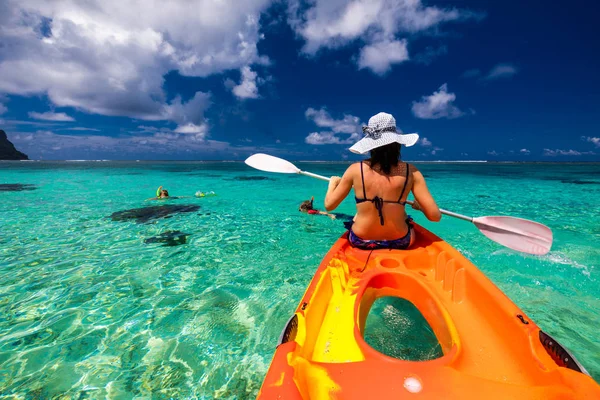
left=0, top=0, right=598, bottom=161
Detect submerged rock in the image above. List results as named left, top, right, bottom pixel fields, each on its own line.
left=0, top=183, right=37, bottom=192
left=0, top=130, right=28, bottom=160
left=110, top=204, right=200, bottom=224
left=144, top=230, right=191, bottom=246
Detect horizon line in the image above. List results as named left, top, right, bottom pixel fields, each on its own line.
left=3, top=159, right=600, bottom=164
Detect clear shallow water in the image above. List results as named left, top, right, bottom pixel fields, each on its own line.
left=0, top=161, right=599, bottom=398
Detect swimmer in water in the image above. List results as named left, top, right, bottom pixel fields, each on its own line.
left=147, top=186, right=171, bottom=200
left=299, top=196, right=336, bottom=219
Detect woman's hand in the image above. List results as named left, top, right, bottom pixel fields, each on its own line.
left=328, top=176, right=342, bottom=190
left=324, top=169, right=353, bottom=212
left=411, top=199, right=421, bottom=211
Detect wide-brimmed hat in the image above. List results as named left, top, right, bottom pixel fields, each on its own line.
left=349, top=112, right=419, bottom=154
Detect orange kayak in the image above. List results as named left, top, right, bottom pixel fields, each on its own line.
left=258, top=224, right=600, bottom=399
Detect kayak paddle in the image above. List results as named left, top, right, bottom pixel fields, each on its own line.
left=244, top=153, right=553, bottom=255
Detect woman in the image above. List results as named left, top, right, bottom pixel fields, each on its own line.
left=325, top=112, right=441, bottom=250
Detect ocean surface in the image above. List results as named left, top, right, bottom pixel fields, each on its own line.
left=1, top=161, right=599, bottom=398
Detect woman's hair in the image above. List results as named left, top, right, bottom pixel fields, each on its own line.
left=368, top=143, right=401, bottom=174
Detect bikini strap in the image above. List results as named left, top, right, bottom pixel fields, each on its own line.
left=360, top=161, right=367, bottom=199
left=398, top=162, right=410, bottom=203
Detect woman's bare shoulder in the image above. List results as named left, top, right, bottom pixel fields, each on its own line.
left=345, top=162, right=361, bottom=174
left=407, top=163, right=420, bottom=173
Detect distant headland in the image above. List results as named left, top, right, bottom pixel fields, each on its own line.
left=0, top=130, right=28, bottom=160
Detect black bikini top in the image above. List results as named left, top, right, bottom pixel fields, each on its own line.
left=355, top=161, right=410, bottom=225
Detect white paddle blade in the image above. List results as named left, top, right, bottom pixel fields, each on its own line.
left=473, top=216, right=553, bottom=255
left=244, top=153, right=300, bottom=174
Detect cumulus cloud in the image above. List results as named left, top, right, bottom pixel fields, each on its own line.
left=305, top=107, right=361, bottom=134
left=231, top=66, right=260, bottom=99
left=304, top=107, right=362, bottom=144
left=0, top=103, right=6, bottom=115
left=520, top=148, right=530, bottom=155
left=287, top=0, right=481, bottom=73
left=411, top=83, right=466, bottom=119
left=306, top=131, right=350, bottom=145
left=487, top=150, right=500, bottom=156
left=0, top=0, right=272, bottom=132
left=28, top=111, right=75, bottom=121
left=357, top=39, right=409, bottom=75
left=581, top=136, right=600, bottom=147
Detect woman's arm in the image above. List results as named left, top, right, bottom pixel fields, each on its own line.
left=324, top=165, right=355, bottom=211
left=411, top=169, right=441, bottom=222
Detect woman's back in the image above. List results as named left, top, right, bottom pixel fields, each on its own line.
left=352, top=161, right=413, bottom=240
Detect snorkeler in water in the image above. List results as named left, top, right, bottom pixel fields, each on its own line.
left=147, top=186, right=173, bottom=200
left=299, top=196, right=336, bottom=219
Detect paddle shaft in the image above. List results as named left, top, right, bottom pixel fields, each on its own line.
left=298, top=170, right=474, bottom=222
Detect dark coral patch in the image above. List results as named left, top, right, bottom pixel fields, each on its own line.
left=0, top=183, right=37, bottom=192
left=110, top=205, right=200, bottom=224
left=144, top=230, right=191, bottom=246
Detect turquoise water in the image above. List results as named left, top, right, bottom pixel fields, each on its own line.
left=1, top=161, right=599, bottom=398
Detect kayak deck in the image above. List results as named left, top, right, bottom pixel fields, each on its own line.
left=258, top=224, right=599, bottom=399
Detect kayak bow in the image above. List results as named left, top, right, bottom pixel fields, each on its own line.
left=258, top=224, right=599, bottom=399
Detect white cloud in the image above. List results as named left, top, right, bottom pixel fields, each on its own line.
left=304, top=107, right=362, bottom=145
left=581, top=136, right=600, bottom=148
left=173, top=123, right=208, bottom=139
left=0, top=0, right=272, bottom=131
left=231, top=66, right=260, bottom=99
left=419, top=137, right=432, bottom=147
left=543, top=148, right=596, bottom=156
left=411, top=83, right=466, bottom=119
left=485, top=63, right=518, bottom=80
left=287, top=0, right=481, bottom=73
left=305, top=107, right=361, bottom=134
left=289, top=0, right=477, bottom=53
left=306, top=131, right=351, bottom=145
left=357, top=39, right=409, bottom=75
left=487, top=150, right=499, bottom=156
left=0, top=103, right=6, bottom=115
left=520, top=148, right=530, bottom=155
left=28, top=111, right=75, bottom=121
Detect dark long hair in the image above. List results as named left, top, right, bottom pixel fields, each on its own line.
left=368, top=143, right=401, bottom=175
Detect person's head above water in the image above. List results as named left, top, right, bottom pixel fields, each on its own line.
left=299, top=196, right=315, bottom=212
left=349, top=112, right=420, bottom=175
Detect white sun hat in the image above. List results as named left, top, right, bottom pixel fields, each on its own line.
left=349, top=112, right=419, bottom=154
